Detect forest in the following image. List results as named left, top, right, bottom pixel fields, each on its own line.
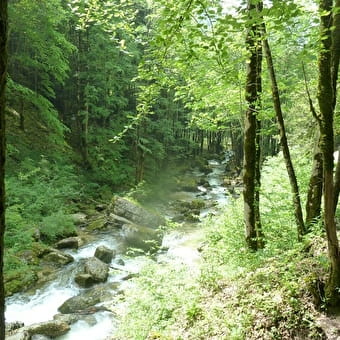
left=0, top=0, right=340, bottom=339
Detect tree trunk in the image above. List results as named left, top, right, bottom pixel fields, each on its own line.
left=262, top=31, right=306, bottom=239
left=306, top=133, right=323, bottom=227
left=230, top=120, right=243, bottom=169
left=255, top=31, right=264, bottom=248
left=317, top=0, right=340, bottom=306
left=0, top=0, right=7, bottom=337
left=243, top=0, right=264, bottom=250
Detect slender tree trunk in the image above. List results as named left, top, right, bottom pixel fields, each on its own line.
left=0, top=0, right=7, bottom=337
left=243, top=0, right=264, bottom=250
left=262, top=31, right=306, bottom=238
left=255, top=31, right=264, bottom=248
left=306, top=133, right=323, bottom=227
left=317, top=0, right=340, bottom=306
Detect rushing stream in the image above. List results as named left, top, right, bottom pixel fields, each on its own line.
left=5, top=158, right=230, bottom=339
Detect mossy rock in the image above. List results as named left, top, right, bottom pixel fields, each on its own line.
left=87, top=216, right=107, bottom=231
left=31, top=242, right=50, bottom=257
left=5, top=268, right=38, bottom=296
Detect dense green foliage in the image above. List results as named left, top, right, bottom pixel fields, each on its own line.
left=3, top=0, right=340, bottom=337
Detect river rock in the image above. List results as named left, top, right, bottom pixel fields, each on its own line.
left=5, top=330, right=30, bottom=340
left=58, top=285, right=116, bottom=314
left=55, top=237, right=81, bottom=250
left=84, top=257, right=109, bottom=282
left=53, top=313, right=96, bottom=326
left=112, top=197, right=165, bottom=228
left=25, top=320, right=70, bottom=337
left=74, top=273, right=95, bottom=288
left=42, top=249, right=74, bottom=266
left=58, top=294, right=100, bottom=314
left=94, top=245, right=115, bottom=264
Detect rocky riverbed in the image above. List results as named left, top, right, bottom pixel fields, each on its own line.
left=5, top=156, right=240, bottom=340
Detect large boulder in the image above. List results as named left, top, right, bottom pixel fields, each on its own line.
left=58, top=284, right=116, bottom=314
left=6, top=321, right=70, bottom=339
left=42, top=249, right=74, bottom=266
left=55, top=237, right=81, bottom=250
left=84, top=257, right=109, bottom=283
left=112, top=197, right=165, bottom=228
left=94, top=245, right=115, bottom=264
left=26, top=320, right=70, bottom=338
left=58, top=293, right=101, bottom=314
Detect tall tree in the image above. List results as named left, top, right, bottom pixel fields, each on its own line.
left=317, top=0, right=340, bottom=306
left=243, top=0, right=264, bottom=250
left=0, top=0, right=7, bottom=336
left=262, top=27, right=306, bottom=239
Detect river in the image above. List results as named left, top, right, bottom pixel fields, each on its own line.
left=5, top=158, right=230, bottom=339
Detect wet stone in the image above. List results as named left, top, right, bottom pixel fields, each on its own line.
left=74, top=273, right=95, bottom=288
left=94, top=245, right=115, bottom=264
left=26, top=320, right=70, bottom=338
left=42, top=249, right=74, bottom=266
left=84, top=257, right=109, bottom=283
left=55, top=237, right=81, bottom=250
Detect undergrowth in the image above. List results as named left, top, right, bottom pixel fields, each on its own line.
left=112, top=151, right=328, bottom=339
